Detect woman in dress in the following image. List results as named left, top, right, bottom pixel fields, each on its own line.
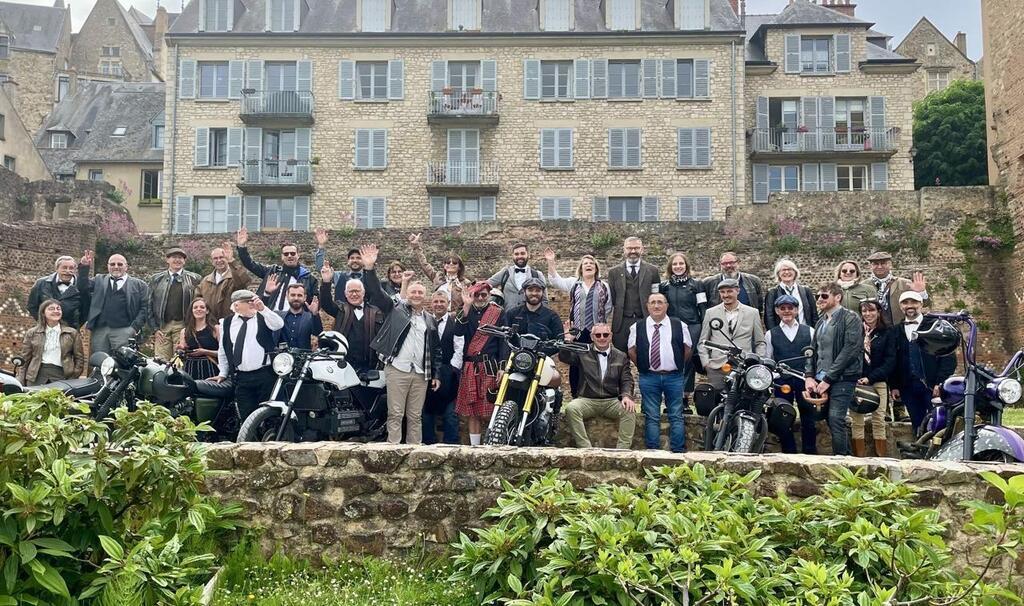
left=17, top=299, right=85, bottom=386
left=177, top=297, right=220, bottom=380
left=658, top=253, right=705, bottom=402
left=853, top=299, right=897, bottom=457
left=835, top=260, right=877, bottom=316
left=408, top=233, right=471, bottom=309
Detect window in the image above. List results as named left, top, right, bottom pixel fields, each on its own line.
left=926, top=43, right=937, bottom=56
left=927, top=70, right=950, bottom=93
left=609, top=197, right=642, bottom=221
left=354, top=128, right=388, bottom=169
left=0, top=113, right=4, bottom=139
left=540, top=128, right=573, bottom=169
left=835, top=98, right=866, bottom=146
left=608, top=128, right=641, bottom=169
left=539, top=197, right=572, bottom=220
left=678, top=197, right=712, bottom=222
left=198, top=62, right=229, bottom=98
left=101, top=46, right=121, bottom=57
left=447, top=198, right=480, bottom=225
left=3, top=156, right=13, bottom=172
left=607, top=0, right=635, bottom=30
left=541, top=61, right=572, bottom=100
left=268, top=0, right=296, bottom=31
left=202, top=0, right=231, bottom=31
left=800, top=37, right=832, bottom=74
left=153, top=125, right=165, bottom=149
left=837, top=165, right=868, bottom=191
left=354, top=197, right=387, bottom=228
left=356, top=61, right=388, bottom=100
left=543, top=0, right=571, bottom=31
left=56, top=75, right=69, bottom=102
left=112, top=126, right=127, bottom=136
left=430, top=196, right=496, bottom=226
left=677, top=128, right=711, bottom=168
left=196, top=196, right=228, bottom=233
left=99, top=61, right=122, bottom=76
left=206, top=128, right=228, bottom=166
left=677, top=0, right=705, bottom=29
left=451, top=0, right=479, bottom=30
left=0, top=74, right=8, bottom=83
left=447, top=61, right=480, bottom=92
left=608, top=60, right=640, bottom=99
left=50, top=133, right=68, bottom=149
left=142, top=170, right=161, bottom=201
left=88, top=169, right=104, bottom=181
left=0, top=35, right=8, bottom=59
left=768, top=165, right=799, bottom=194
left=263, top=198, right=298, bottom=230
left=362, top=0, right=389, bottom=31
left=106, top=17, right=115, bottom=26
left=264, top=61, right=298, bottom=92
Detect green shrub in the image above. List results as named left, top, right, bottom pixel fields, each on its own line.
left=451, top=465, right=1021, bottom=605
left=590, top=231, right=620, bottom=252
left=771, top=235, right=802, bottom=255
left=0, top=391, right=242, bottom=605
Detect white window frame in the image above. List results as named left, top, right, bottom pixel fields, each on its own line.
left=607, top=0, right=637, bottom=31
left=607, top=60, right=641, bottom=99
left=354, top=128, right=388, bottom=170
left=88, top=169, right=104, bottom=181
left=607, top=197, right=643, bottom=222
left=800, top=37, right=833, bottom=74
left=195, top=196, right=229, bottom=233
left=678, top=196, right=712, bottom=222
left=676, top=0, right=706, bottom=30
left=112, top=126, right=127, bottom=137
left=141, top=169, right=162, bottom=201
left=541, top=0, right=572, bottom=31
left=837, top=165, right=868, bottom=191
left=768, top=165, right=800, bottom=194
left=540, top=60, right=573, bottom=100
left=153, top=125, right=165, bottom=149
left=198, top=61, right=229, bottom=99
left=266, top=0, right=298, bottom=31
left=201, top=0, right=231, bottom=32
left=356, top=61, right=389, bottom=100
left=445, top=197, right=481, bottom=226
left=101, top=46, right=121, bottom=57
left=539, top=197, right=572, bottom=220
left=262, top=197, right=298, bottom=230
left=0, top=35, right=9, bottom=59
left=360, top=0, right=390, bottom=32
left=56, top=75, right=70, bottom=102
left=208, top=127, right=229, bottom=167
left=540, top=128, right=573, bottom=170
left=50, top=133, right=68, bottom=149
left=354, top=196, right=387, bottom=228
left=608, top=127, right=642, bottom=169
left=99, top=60, right=122, bottom=76
left=3, top=155, right=14, bottom=171
left=927, top=70, right=950, bottom=93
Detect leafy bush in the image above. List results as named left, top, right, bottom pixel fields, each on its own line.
left=0, top=391, right=242, bottom=605
left=451, top=465, right=1021, bottom=605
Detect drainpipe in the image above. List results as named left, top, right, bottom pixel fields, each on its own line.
left=168, top=44, right=179, bottom=234
left=730, top=40, right=737, bottom=204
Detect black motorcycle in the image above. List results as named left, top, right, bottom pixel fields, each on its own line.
left=2, top=354, right=105, bottom=399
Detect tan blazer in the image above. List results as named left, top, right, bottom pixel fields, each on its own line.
left=17, top=325, right=85, bottom=384
left=698, top=303, right=766, bottom=370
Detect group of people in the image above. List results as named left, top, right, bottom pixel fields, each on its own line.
left=17, top=229, right=955, bottom=457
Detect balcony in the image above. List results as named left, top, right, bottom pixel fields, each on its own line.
left=427, top=90, right=499, bottom=125
left=750, top=127, right=901, bottom=160
left=426, top=161, right=500, bottom=193
left=239, top=159, right=314, bottom=194
left=240, top=90, right=314, bottom=125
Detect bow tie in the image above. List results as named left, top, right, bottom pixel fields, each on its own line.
left=514, top=268, right=527, bottom=273
left=595, top=350, right=609, bottom=357
left=906, top=320, right=919, bottom=325
left=351, top=305, right=363, bottom=311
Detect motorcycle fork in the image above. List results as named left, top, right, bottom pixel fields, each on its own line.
left=268, top=376, right=286, bottom=401
left=515, top=358, right=547, bottom=442
left=488, top=356, right=516, bottom=427
left=714, top=384, right=740, bottom=451
left=276, top=360, right=311, bottom=440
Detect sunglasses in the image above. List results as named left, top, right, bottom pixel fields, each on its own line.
left=840, top=268, right=858, bottom=274
left=281, top=251, right=298, bottom=257
left=591, top=332, right=611, bottom=338
left=816, top=293, right=832, bottom=299
left=472, top=292, right=490, bottom=298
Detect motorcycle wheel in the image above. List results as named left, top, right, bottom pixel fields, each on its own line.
left=237, top=407, right=296, bottom=443
left=725, top=414, right=759, bottom=453
left=93, top=380, right=133, bottom=421
left=703, top=405, right=725, bottom=450
left=484, top=401, right=520, bottom=446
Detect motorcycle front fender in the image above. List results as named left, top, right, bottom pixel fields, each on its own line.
left=259, top=400, right=298, bottom=420
left=932, top=425, right=1024, bottom=463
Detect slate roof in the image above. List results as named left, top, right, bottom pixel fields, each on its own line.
left=35, top=81, right=165, bottom=176
left=116, top=2, right=154, bottom=60
left=169, top=0, right=744, bottom=35
left=0, top=0, right=67, bottom=53
left=127, top=5, right=152, bottom=25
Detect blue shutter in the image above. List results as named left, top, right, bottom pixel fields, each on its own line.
left=387, top=59, right=404, bottom=99
left=573, top=59, right=590, bottom=99
left=523, top=59, right=540, bottom=100
left=753, top=164, right=769, bottom=203
left=557, top=128, right=573, bottom=169
left=756, top=96, right=768, bottom=130
left=355, top=129, right=370, bottom=168
left=370, top=197, right=387, bottom=227
left=694, top=59, right=709, bottom=98
left=820, top=163, right=838, bottom=192
left=694, top=127, right=711, bottom=167
left=430, top=196, right=447, bottom=227
left=695, top=197, right=712, bottom=221
left=641, top=196, right=659, bottom=222
left=226, top=195, right=242, bottom=231
left=540, top=128, right=555, bottom=168
left=243, top=196, right=261, bottom=231
left=245, top=59, right=264, bottom=92
left=244, top=127, right=262, bottom=183
left=295, top=128, right=311, bottom=183
left=591, top=58, right=608, bottom=98
left=869, top=96, right=886, bottom=130
left=431, top=60, right=447, bottom=92
left=677, top=128, right=694, bottom=167
left=801, top=96, right=819, bottom=151
left=819, top=96, right=835, bottom=151
left=539, top=197, right=556, bottom=220
left=871, top=162, right=888, bottom=191
left=228, top=60, right=244, bottom=99
left=592, top=196, right=609, bottom=222
left=480, top=196, right=496, bottom=221
left=178, top=59, right=196, bottom=98
left=194, top=127, right=209, bottom=167
left=608, top=128, right=624, bottom=167
left=678, top=197, right=696, bottom=221
left=802, top=163, right=820, bottom=191
left=372, top=129, right=387, bottom=168
left=227, top=127, right=243, bottom=167
left=835, top=34, right=851, bottom=73
left=641, top=59, right=659, bottom=98
left=297, top=60, right=312, bottom=94
left=481, top=59, right=497, bottom=92
left=626, top=128, right=641, bottom=168
left=785, top=35, right=800, bottom=74
left=339, top=60, right=355, bottom=99
left=354, top=197, right=370, bottom=228
left=293, top=196, right=310, bottom=231
left=660, top=59, right=676, bottom=98
left=173, top=195, right=193, bottom=234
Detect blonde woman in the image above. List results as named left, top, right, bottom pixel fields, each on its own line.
left=835, top=260, right=877, bottom=316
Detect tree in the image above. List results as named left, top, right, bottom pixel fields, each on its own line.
left=913, top=79, right=988, bottom=188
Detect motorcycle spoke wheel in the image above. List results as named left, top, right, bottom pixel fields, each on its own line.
left=237, top=407, right=294, bottom=443
left=484, top=401, right=520, bottom=446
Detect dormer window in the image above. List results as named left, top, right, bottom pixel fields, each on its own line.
left=267, top=0, right=299, bottom=31
left=676, top=0, right=707, bottom=30
left=0, top=35, right=9, bottom=59
left=200, top=0, right=232, bottom=32
left=50, top=132, right=68, bottom=149
left=361, top=0, right=390, bottom=32
left=607, top=0, right=637, bottom=31
left=112, top=126, right=127, bottom=136
left=542, top=0, right=571, bottom=31
left=450, top=0, right=479, bottom=31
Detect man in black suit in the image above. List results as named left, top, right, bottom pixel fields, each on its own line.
left=891, top=291, right=956, bottom=432
left=79, top=251, right=151, bottom=354
left=607, top=236, right=661, bottom=351
left=702, top=251, right=766, bottom=313
left=318, top=261, right=382, bottom=374
left=423, top=290, right=464, bottom=444
left=560, top=322, right=637, bottom=449
left=28, top=255, right=88, bottom=328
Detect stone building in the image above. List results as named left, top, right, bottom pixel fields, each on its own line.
left=0, top=86, right=50, bottom=180
left=36, top=81, right=165, bottom=233
left=894, top=17, right=977, bottom=102
left=0, top=0, right=72, bottom=132
left=161, top=0, right=918, bottom=234
left=69, top=0, right=175, bottom=82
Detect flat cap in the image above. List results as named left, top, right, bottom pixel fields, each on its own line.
left=867, top=251, right=892, bottom=262
left=774, top=294, right=800, bottom=307
left=231, top=289, right=258, bottom=303
left=521, top=277, right=545, bottom=290
left=165, top=247, right=187, bottom=258
left=717, top=278, right=740, bottom=289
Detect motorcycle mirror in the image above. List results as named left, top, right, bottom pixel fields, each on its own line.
left=709, top=318, right=724, bottom=330
left=803, top=347, right=815, bottom=358
left=10, top=356, right=24, bottom=367
left=128, top=337, right=137, bottom=348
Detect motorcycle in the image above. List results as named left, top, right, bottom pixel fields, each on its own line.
left=2, top=354, right=106, bottom=400
left=698, top=318, right=809, bottom=453
left=479, top=324, right=589, bottom=447
left=899, top=311, right=1024, bottom=463
left=90, top=340, right=241, bottom=440
left=236, top=331, right=388, bottom=443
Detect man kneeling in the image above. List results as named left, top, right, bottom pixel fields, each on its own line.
left=559, top=322, right=638, bottom=449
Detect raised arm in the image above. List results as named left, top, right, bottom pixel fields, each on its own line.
left=360, top=244, right=394, bottom=313
left=235, top=227, right=270, bottom=278
left=409, top=234, right=440, bottom=283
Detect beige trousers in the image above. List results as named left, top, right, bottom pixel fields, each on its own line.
left=563, top=397, right=637, bottom=449
left=386, top=364, right=428, bottom=444
left=155, top=320, right=187, bottom=361
left=849, top=382, right=889, bottom=440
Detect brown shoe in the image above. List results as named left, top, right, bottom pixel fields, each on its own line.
left=874, top=439, right=888, bottom=458
left=852, top=438, right=867, bottom=457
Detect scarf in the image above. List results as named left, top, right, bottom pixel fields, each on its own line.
left=871, top=274, right=894, bottom=311
left=779, top=282, right=803, bottom=322
left=669, top=274, right=691, bottom=285
left=837, top=278, right=857, bottom=289
left=863, top=323, right=873, bottom=365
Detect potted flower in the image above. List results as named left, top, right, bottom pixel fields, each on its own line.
left=797, top=125, right=809, bottom=133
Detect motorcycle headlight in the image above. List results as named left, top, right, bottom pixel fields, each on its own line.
left=272, top=353, right=295, bottom=376
left=512, top=352, right=535, bottom=373
left=744, top=365, right=773, bottom=391
left=997, top=378, right=1022, bottom=404
left=100, top=357, right=117, bottom=378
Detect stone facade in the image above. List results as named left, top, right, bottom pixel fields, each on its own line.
left=201, top=442, right=1024, bottom=561
left=0, top=89, right=50, bottom=181
left=69, top=0, right=156, bottom=82
left=0, top=3, right=72, bottom=133
left=895, top=18, right=977, bottom=103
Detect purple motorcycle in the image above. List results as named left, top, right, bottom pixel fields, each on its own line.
left=900, top=311, right=1024, bottom=463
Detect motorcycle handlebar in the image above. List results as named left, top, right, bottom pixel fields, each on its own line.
left=700, top=340, right=741, bottom=356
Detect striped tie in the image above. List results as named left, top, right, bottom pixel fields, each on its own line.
left=651, top=323, right=662, bottom=370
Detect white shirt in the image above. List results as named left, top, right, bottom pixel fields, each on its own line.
left=55, top=276, right=74, bottom=293
left=777, top=283, right=806, bottom=324
left=626, top=261, right=641, bottom=276
left=392, top=311, right=428, bottom=374
left=109, top=275, right=125, bottom=291
left=213, top=271, right=225, bottom=285
left=903, top=317, right=921, bottom=341
left=594, top=345, right=611, bottom=381
left=217, top=309, right=286, bottom=377
left=436, top=313, right=466, bottom=369
left=510, top=265, right=534, bottom=291
left=270, top=276, right=298, bottom=312
left=765, top=319, right=815, bottom=359
left=628, top=316, right=692, bottom=372
left=41, top=325, right=63, bottom=366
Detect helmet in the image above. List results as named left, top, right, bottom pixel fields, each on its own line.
left=913, top=319, right=960, bottom=357
left=766, top=397, right=797, bottom=435
left=318, top=331, right=349, bottom=355
left=693, top=383, right=719, bottom=417
left=851, top=385, right=881, bottom=414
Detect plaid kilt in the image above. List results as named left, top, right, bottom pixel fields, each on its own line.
left=455, top=361, right=496, bottom=417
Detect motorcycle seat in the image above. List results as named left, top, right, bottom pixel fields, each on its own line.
left=26, top=377, right=102, bottom=398
left=193, top=379, right=233, bottom=399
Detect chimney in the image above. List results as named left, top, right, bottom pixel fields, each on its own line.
left=955, top=31, right=968, bottom=55
left=154, top=6, right=169, bottom=80
left=819, top=0, right=856, bottom=18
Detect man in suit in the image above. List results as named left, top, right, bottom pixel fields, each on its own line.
left=698, top=279, right=766, bottom=390
left=148, top=247, right=203, bottom=361
left=608, top=236, right=661, bottom=352
left=318, top=261, right=383, bottom=374
left=804, top=282, right=864, bottom=456
left=79, top=251, right=151, bottom=355
left=487, top=243, right=546, bottom=311
left=703, top=252, right=766, bottom=313
left=236, top=227, right=317, bottom=312
left=423, top=290, right=464, bottom=444
left=629, top=292, right=690, bottom=453
left=28, top=255, right=88, bottom=329
left=866, top=251, right=928, bottom=326
left=891, top=291, right=956, bottom=432
left=560, top=322, right=637, bottom=449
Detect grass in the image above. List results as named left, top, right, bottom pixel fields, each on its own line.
left=1003, top=407, right=1024, bottom=427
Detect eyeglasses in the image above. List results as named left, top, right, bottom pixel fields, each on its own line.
left=816, top=293, right=832, bottom=299
left=472, top=293, right=490, bottom=298
left=281, top=251, right=298, bottom=257
left=591, top=332, right=611, bottom=338
left=839, top=268, right=858, bottom=274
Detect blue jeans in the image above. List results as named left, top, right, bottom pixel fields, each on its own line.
left=422, top=400, right=459, bottom=444
left=827, top=381, right=855, bottom=456
left=639, top=372, right=686, bottom=452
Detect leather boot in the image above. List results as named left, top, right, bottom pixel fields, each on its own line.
left=852, top=438, right=867, bottom=457
left=874, top=439, right=888, bottom=458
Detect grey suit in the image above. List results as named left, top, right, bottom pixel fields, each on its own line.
left=698, top=303, right=766, bottom=389
left=80, top=267, right=151, bottom=355
left=607, top=260, right=661, bottom=351
left=487, top=265, right=546, bottom=310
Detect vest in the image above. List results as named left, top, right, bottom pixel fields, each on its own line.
left=438, top=317, right=456, bottom=362
left=622, top=267, right=643, bottom=318
left=164, top=279, right=185, bottom=323
left=101, top=286, right=131, bottom=329
left=768, top=324, right=812, bottom=363
left=220, top=312, right=277, bottom=373
left=634, top=317, right=687, bottom=374
left=345, top=312, right=370, bottom=371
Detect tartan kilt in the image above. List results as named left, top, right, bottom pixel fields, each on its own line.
left=455, top=362, right=496, bottom=417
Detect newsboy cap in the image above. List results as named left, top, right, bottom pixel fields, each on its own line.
left=521, top=277, right=545, bottom=291
left=165, top=247, right=187, bottom=258
left=717, top=278, right=740, bottom=289
left=866, top=251, right=893, bottom=262
left=231, top=289, right=258, bottom=303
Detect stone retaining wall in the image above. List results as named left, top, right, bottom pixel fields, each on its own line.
left=202, top=442, right=1024, bottom=562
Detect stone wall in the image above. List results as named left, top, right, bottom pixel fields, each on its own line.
left=70, top=0, right=154, bottom=84
left=895, top=19, right=977, bottom=103
left=201, top=442, right=1024, bottom=561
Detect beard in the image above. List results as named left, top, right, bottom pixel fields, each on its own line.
left=525, top=295, right=542, bottom=306
left=513, top=258, right=528, bottom=268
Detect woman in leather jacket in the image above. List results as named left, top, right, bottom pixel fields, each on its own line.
left=658, top=253, right=706, bottom=401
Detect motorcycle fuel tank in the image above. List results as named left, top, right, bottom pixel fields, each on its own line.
left=309, top=359, right=361, bottom=390
left=940, top=376, right=966, bottom=406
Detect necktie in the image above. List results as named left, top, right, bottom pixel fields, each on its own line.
left=110, top=277, right=122, bottom=290
left=514, top=268, right=527, bottom=273
left=352, top=273, right=362, bottom=280
left=233, top=316, right=249, bottom=368
left=650, top=323, right=662, bottom=370
left=171, top=273, right=180, bottom=284
left=630, top=265, right=638, bottom=278
left=583, top=284, right=596, bottom=330
left=570, top=287, right=583, bottom=329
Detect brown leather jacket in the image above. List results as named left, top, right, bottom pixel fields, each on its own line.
left=17, top=325, right=85, bottom=384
